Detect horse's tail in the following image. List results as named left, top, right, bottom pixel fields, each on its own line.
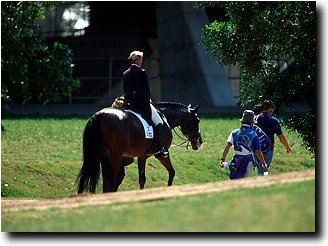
left=76, top=113, right=103, bottom=194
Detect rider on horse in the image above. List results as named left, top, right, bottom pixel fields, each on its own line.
left=122, top=50, right=168, bottom=158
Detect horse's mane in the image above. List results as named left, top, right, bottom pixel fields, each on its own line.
left=155, top=101, right=188, bottom=109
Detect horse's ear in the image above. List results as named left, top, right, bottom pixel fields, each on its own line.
left=188, top=103, right=192, bottom=108
left=193, top=105, right=200, bottom=113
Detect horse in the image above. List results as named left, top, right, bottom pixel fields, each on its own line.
left=76, top=102, right=202, bottom=194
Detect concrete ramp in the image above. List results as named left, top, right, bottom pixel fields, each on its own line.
left=156, top=2, right=236, bottom=106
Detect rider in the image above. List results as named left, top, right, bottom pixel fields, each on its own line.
left=122, top=50, right=168, bottom=158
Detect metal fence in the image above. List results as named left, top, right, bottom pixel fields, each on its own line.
left=69, top=56, right=159, bottom=104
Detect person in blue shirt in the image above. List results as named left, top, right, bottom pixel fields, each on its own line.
left=252, top=104, right=273, bottom=175
left=252, top=124, right=272, bottom=173
left=254, top=100, right=292, bottom=174
left=219, top=110, right=268, bottom=179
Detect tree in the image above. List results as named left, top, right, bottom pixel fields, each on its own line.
left=1, top=1, right=80, bottom=105
left=195, top=1, right=316, bottom=155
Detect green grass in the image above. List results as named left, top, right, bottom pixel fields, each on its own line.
left=1, top=180, right=315, bottom=232
left=1, top=118, right=85, bottom=198
left=1, top=117, right=315, bottom=198
left=1, top=117, right=315, bottom=232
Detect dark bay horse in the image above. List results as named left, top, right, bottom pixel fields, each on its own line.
left=76, top=102, right=202, bottom=193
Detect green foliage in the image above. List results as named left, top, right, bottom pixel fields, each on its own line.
left=196, top=1, right=316, bottom=155
left=283, top=110, right=316, bottom=155
left=1, top=1, right=79, bottom=105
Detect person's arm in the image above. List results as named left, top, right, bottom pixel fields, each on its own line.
left=219, top=143, right=232, bottom=167
left=255, top=149, right=268, bottom=172
left=220, top=143, right=231, bottom=161
left=278, top=134, right=292, bottom=153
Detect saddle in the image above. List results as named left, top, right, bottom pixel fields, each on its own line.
left=111, top=96, right=169, bottom=158
left=111, top=95, right=168, bottom=126
left=111, top=96, right=154, bottom=139
left=126, top=110, right=154, bottom=139
left=112, top=95, right=152, bottom=124
left=112, top=95, right=170, bottom=156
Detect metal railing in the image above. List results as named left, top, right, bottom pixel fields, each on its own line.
left=70, top=56, right=159, bottom=104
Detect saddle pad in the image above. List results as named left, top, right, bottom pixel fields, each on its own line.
left=126, top=110, right=153, bottom=139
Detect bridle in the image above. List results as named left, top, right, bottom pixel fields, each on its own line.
left=158, top=105, right=201, bottom=149
left=171, top=127, right=191, bottom=148
left=171, top=126, right=201, bottom=149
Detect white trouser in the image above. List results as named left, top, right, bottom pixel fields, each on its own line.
left=150, top=103, right=163, bottom=126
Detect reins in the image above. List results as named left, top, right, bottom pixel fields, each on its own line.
left=154, top=102, right=200, bottom=149
left=171, top=126, right=197, bottom=149
left=160, top=113, right=191, bottom=149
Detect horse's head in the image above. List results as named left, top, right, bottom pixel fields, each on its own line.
left=180, top=104, right=203, bottom=150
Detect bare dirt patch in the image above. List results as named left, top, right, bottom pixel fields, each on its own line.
left=2, top=169, right=315, bottom=212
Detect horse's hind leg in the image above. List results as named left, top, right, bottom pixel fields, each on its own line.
left=101, top=152, right=123, bottom=192
left=158, top=156, right=175, bottom=186
left=116, top=163, right=125, bottom=189
left=108, top=156, right=123, bottom=192
left=100, top=152, right=111, bottom=193
left=77, top=175, right=86, bottom=194
left=121, top=157, right=134, bottom=166
left=138, top=157, right=147, bottom=189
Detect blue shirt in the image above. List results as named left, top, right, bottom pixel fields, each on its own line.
left=255, top=112, right=282, bottom=145
left=252, top=125, right=272, bottom=153
left=227, top=125, right=260, bottom=158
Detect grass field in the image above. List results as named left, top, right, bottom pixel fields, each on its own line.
left=1, top=117, right=315, bottom=198
left=2, top=180, right=315, bottom=232
left=1, top=116, right=315, bottom=232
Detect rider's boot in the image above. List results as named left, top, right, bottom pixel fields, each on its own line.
left=153, top=123, right=169, bottom=158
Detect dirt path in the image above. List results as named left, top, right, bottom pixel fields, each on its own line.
left=2, top=169, right=315, bottom=212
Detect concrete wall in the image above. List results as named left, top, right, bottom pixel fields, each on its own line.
left=156, top=2, right=236, bottom=107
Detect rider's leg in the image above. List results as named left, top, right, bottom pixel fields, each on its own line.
left=150, top=103, right=163, bottom=125
left=150, top=104, right=168, bottom=158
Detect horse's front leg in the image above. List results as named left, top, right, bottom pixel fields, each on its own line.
left=157, top=156, right=175, bottom=186
left=138, top=157, right=147, bottom=189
